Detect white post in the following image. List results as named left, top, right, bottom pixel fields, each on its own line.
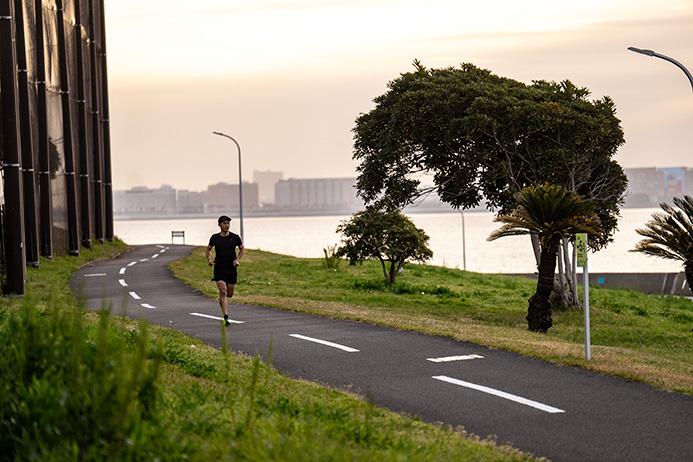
left=576, top=233, right=591, bottom=361
left=583, top=254, right=591, bottom=361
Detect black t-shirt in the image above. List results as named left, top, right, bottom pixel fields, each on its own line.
left=208, top=232, right=242, bottom=269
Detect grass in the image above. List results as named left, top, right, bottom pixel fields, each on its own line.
left=171, top=248, right=693, bottom=395
left=0, top=241, right=537, bottom=461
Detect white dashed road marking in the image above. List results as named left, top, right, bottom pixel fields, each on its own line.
left=427, top=354, right=484, bottom=363
left=119, top=268, right=126, bottom=274
left=129, top=291, right=141, bottom=300
left=127, top=261, right=137, bottom=267
left=118, top=279, right=128, bottom=287
left=84, top=273, right=106, bottom=277
left=432, top=375, right=565, bottom=414
left=289, top=334, right=359, bottom=353
left=141, top=304, right=156, bottom=309
left=190, top=312, right=244, bottom=324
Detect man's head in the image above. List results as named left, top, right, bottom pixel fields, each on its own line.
left=218, top=215, right=232, bottom=232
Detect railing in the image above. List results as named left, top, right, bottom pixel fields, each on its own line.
left=171, top=230, right=185, bottom=245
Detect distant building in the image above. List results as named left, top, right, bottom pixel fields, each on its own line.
left=176, top=189, right=207, bottom=214
left=275, top=178, right=364, bottom=211
left=624, top=167, right=691, bottom=206
left=113, top=185, right=176, bottom=216
left=207, top=182, right=259, bottom=211
left=253, top=170, right=283, bottom=205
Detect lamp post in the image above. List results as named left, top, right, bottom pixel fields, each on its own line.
left=627, top=47, right=693, bottom=94
left=212, top=131, right=244, bottom=242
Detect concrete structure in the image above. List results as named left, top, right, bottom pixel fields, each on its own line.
left=253, top=170, right=283, bottom=205
left=624, top=167, right=691, bottom=206
left=515, top=272, right=691, bottom=296
left=207, top=182, right=259, bottom=211
left=274, top=178, right=364, bottom=212
left=113, top=185, right=177, bottom=215
left=176, top=189, right=207, bottom=214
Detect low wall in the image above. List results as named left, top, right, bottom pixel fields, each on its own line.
left=511, top=272, right=691, bottom=296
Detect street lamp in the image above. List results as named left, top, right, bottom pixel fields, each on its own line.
left=212, top=131, right=244, bottom=242
left=627, top=47, right=693, bottom=94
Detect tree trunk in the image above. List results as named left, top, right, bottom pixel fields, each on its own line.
left=527, top=237, right=560, bottom=333
left=566, top=238, right=579, bottom=305
left=531, top=233, right=541, bottom=270
left=379, top=258, right=389, bottom=284
left=685, top=260, right=693, bottom=296
left=388, top=260, right=405, bottom=284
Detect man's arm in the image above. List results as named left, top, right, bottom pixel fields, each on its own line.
left=234, top=245, right=245, bottom=267
left=206, top=245, right=214, bottom=267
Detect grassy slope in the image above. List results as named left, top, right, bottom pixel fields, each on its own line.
left=171, top=248, right=693, bottom=395
left=0, top=241, right=537, bottom=461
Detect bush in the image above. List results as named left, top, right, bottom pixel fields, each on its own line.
left=0, top=298, right=165, bottom=461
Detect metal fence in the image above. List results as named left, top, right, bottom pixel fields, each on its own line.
left=0, top=204, right=5, bottom=293
left=0, top=0, right=113, bottom=295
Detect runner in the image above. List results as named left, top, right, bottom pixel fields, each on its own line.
left=206, top=215, right=245, bottom=325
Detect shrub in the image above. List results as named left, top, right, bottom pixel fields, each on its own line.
left=0, top=298, right=165, bottom=461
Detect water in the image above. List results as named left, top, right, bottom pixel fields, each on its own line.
left=113, top=208, right=682, bottom=274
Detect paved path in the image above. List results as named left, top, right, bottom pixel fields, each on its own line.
left=70, top=244, right=693, bottom=462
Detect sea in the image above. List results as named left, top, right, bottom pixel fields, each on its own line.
left=113, top=208, right=682, bottom=274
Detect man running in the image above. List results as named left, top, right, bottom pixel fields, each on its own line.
left=206, top=215, right=245, bottom=326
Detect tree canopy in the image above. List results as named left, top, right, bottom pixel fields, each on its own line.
left=353, top=61, right=627, bottom=250
left=336, top=208, right=433, bottom=284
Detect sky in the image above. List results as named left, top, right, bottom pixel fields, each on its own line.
left=105, top=0, right=693, bottom=192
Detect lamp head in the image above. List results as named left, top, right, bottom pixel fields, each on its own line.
left=628, top=47, right=655, bottom=57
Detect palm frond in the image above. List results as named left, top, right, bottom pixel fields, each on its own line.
left=488, top=184, right=602, bottom=244
left=632, top=195, right=693, bottom=262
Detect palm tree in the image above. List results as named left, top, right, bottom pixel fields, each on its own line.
left=488, top=184, right=602, bottom=333
left=631, top=195, right=693, bottom=294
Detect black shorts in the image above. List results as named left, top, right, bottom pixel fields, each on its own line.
left=212, top=266, right=237, bottom=285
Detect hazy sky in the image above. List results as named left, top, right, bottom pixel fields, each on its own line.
left=105, top=0, right=693, bottom=192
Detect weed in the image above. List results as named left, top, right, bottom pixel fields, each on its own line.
left=323, top=244, right=342, bottom=270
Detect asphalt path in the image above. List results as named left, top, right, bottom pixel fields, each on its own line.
left=70, top=244, right=693, bottom=462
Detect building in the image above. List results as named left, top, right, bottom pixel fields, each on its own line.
left=253, top=170, right=284, bottom=205
left=176, top=189, right=207, bottom=214
left=274, top=178, right=364, bottom=211
left=624, top=167, right=691, bottom=206
left=113, top=185, right=177, bottom=216
left=207, top=182, right=259, bottom=211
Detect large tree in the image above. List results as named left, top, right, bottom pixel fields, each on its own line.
left=353, top=62, right=627, bottom=301
left=336, top=208, right=433, bottom=284
left=489, top=184, right=602, bottom=333
left=631, top=195, right=693, bottom=294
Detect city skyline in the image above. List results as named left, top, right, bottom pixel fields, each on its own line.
left=112, top=166, right=693, bottom=219
left=105, top=1, right=693, bottom=192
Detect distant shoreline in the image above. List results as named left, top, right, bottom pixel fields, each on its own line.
left=113, top=203, right=660, bottom=221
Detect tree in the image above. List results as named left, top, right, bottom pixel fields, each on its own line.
left=631, top=195, right=693, bottom=294
left=488, top=184, right=601, bottom=333
left=336, top=208, right=433, bottom=284
left=353, top=61, right=627, bottom=304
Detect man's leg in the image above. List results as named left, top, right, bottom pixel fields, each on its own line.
left=216, top=280, right=228, bottom=316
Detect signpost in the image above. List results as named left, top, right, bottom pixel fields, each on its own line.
left=576, top=233, right=591, bottom=360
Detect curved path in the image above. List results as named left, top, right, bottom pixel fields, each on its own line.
left=70, top=244, right=693, bottom=462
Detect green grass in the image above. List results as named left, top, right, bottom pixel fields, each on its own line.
left=171, top=248, right=693, bottom=395
left=0, top=241, right=537, bottom=461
